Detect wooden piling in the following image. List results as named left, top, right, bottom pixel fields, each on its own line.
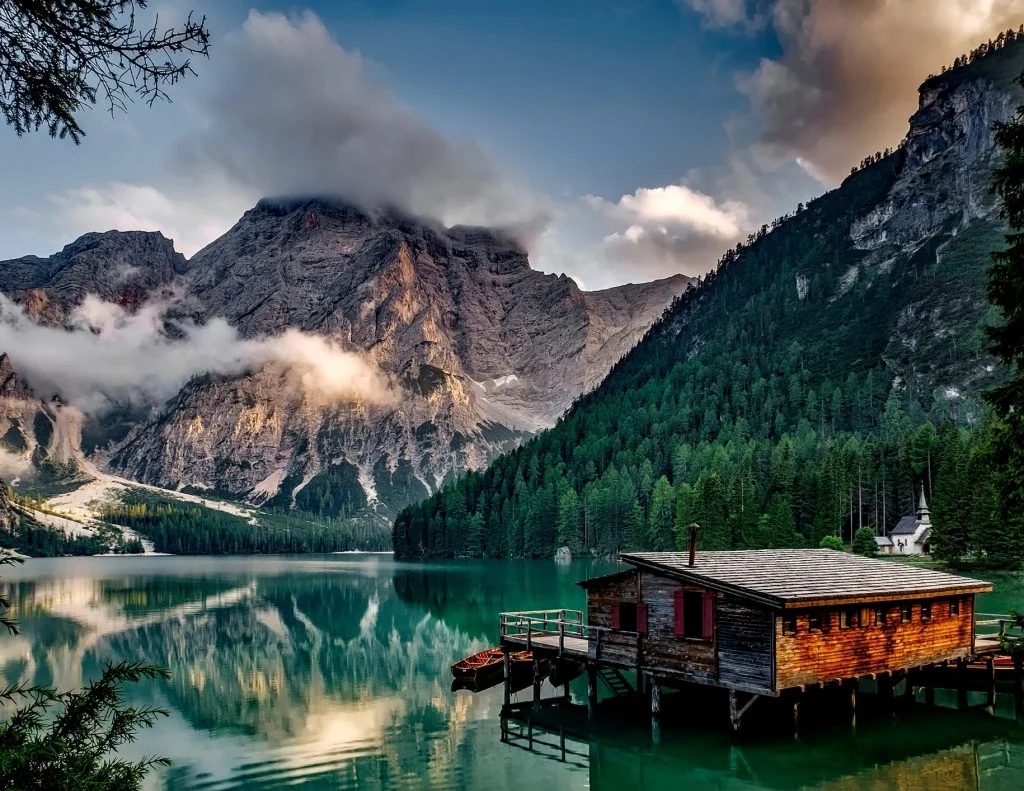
left=957, top=658, right=969, bottom=711
left=502, top=649, right=511, bottom=710
left=985, top=656, right=996, bottom=712
left=1014, top=656, right=1024, bottom=723
left=532, top=658, right=542, bottom=709
left=847, top=679, right=858, bottom=727
left=728, top=689, right=740, bottom=737
left=587, top=665, right=598, bottom=721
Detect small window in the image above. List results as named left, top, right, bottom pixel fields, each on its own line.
left=682, top=592, right=703, bottom=639
left=950, top=599, right=960, bottom=617
left=874, top=607, right=887, bottom=627
left=674, top=590, right=714, bottom=640
left=782, top=614, right=796, bottom=635
left=809, top=611, right=825, bottom=632
left=840, top=609, right=858, bottom=629
left=901, top=605, right=912, bottom=623
left=921, top=603, right=932, bottom=621
left=618, top=602, right=638, bottom=632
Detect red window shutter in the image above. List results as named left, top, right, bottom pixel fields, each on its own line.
left=673, top=589, right=684, bottom=636
left=702, top=591, right=715, bottom=641
left=637, top=604, right=648, bottom=634
left=611, top=602, right=621, bottom=629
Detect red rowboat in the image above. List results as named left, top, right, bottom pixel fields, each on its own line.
left=451, top=647, right=504, bottom=683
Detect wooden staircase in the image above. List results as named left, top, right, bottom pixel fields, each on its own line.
left=598, top=666, right=634, bottom=697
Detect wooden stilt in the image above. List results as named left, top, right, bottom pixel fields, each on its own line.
left=502, top=649, right=511, bottom=710
left=532, top=658, right=543, bottom=709
left=587, top=665, right=598, bottom=721
left=791, top=689, right=801, bottom=739
left=957, top=658, right=969, bottom=711
left=903, top=668, right=915, bottom=702
left=985, top=656, right=996, bottom=712
left=562, top=682, right=571, bottom=703
left=879, top=672, right=894, bottom=710
left=728, top=689, right=741, bottom=737
left=1014, top=656, right=1024, bottom=723
left=649, top=673, right=662, bottom=743
left=848, top=679, right=858, bottom=728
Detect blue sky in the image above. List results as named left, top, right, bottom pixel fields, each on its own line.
left=1, top=0, right=1021, bottom=288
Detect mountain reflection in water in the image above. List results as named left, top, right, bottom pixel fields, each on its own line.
left=0, top=555, right=1022, bottom=790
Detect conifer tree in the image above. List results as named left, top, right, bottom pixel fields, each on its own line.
left=985, top=72, right=1024, bottom=567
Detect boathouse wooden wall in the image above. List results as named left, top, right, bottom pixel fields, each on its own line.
left=583, top=569, right=775, bottom=692
left=637, top=571, right=717, bottom=683
left=774, top=597, right=975, bottom=690
left=716, top=596, right=773, bottom=692
left=586, top=570, right=640, bottom=665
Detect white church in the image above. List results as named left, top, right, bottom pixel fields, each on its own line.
left=876, top=488, right=932, bottom=556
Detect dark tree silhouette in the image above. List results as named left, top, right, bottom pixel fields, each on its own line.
left=0, top=0, right=209, bottom=142
left=985, top=71, right=1024, bottom=566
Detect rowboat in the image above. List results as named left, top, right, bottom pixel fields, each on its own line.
left=451, top=649, right=549, bottom=692
left=451, top=647, right=504, bottom=684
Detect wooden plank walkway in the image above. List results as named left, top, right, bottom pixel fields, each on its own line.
left=503, top=632, right=589, bottom=658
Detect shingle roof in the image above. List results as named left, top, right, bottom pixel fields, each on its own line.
left=875, top=536, right=894, bottom=546
left=891, top=516, right=920, bottom=536
left=617, top=549, right=991, bottom=609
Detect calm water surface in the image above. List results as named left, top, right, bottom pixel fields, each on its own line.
left=2, top=555, right=1024, bottom=790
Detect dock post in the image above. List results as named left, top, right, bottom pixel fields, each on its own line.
left=879, top=672, right=894, bottom=712
left=957, top=658, right=969, bottom=711
left=791, top=689, right=802, bottom=739
left=562, top=681, right=571, bottom=703
left=587, top=665, right=598, bottom=721
left=532, top=658, right=543, bottom=709
left=847, top=679, right=858, bottom=727
left=502, top=649, right=511, bottom=711
left=728, top=690, right=740, bottom=738
left=903, top=669, right=915, bottom=703
left=1014, top=656, right=1024, bottom=723
left=986, top=656, right=996, bottom=712
left=649, top=674, right=662, bottom=744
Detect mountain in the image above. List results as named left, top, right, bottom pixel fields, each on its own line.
left=392, top=36, right=1024, bottom=559
left=0, top=200, right=689, bottom=528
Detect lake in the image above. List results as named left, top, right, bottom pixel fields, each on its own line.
left=2, top=555, right=1024, bottom=790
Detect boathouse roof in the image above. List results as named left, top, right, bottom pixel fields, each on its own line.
left=611, top=549, right=991, bottom=609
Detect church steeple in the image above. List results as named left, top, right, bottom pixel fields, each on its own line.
left=916, top=486, right=930, bottom=525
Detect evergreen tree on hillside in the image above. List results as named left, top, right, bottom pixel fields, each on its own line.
left=985, top=72, right=1024, bottom=566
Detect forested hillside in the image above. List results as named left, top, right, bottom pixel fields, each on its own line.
left=393, top=36, right=1024, bottom=564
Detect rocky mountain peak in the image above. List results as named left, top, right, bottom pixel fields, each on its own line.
left=0, top=230, right=186, bottom=323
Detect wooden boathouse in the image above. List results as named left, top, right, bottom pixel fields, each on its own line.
left=499, top=546, right=1004, bottom=733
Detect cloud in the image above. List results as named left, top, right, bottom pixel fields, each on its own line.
left=582, top=184, right=749, bottom=280
left=177, top=10, right=546, bottom=231
left=586, top=185, right=749, bottom=239
left=48, top=182, right=248, bottom=258
left=0, top=294, right=396, bottom=413
left=32, top=9, right=547, bottom=258
left=679, top=0, right=767, bottom=31
left=726, top=0, right=1024, bottom=183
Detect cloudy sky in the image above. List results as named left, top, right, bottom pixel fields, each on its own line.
left=2, top=0, right=1022, bottom=289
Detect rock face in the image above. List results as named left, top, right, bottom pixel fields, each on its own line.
left=0, top=231, right=186, bottom=324
left=849, top=43, right=1024, bottom=412
left=0, top=202, right=689, bottom=523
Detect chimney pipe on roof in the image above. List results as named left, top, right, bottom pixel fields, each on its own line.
left=688, top=523, right=699, bottom=567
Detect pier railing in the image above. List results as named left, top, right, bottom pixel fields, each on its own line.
left=499, top=609, right=640, bottom=660
left=976, top=612, right=1021, bottom=651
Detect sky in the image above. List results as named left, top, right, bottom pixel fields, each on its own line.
left=2, top=0, right=1023, bottom=290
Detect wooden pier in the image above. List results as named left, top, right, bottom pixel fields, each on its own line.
left=496, top=547, right=1022, bottom=736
